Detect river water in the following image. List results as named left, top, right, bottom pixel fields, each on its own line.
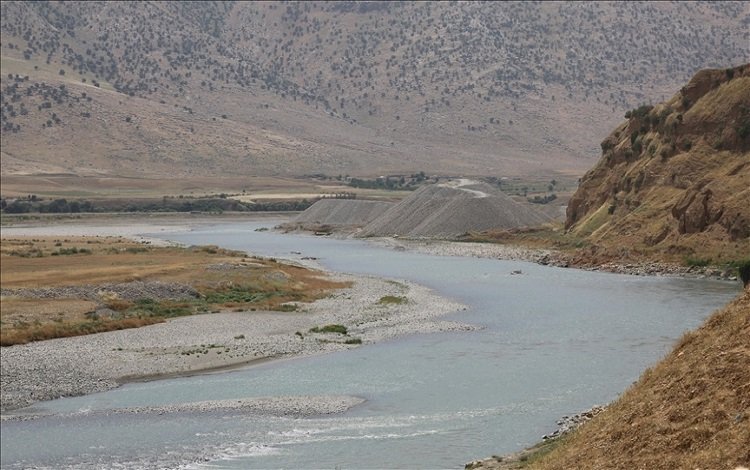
left=0, top=221, right=740, bottom=469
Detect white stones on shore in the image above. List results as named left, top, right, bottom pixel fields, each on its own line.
left=2, top=395, right=366, bottom=422
left=1, top=271, right=469, bottom=414
left=542, top=405, right=607, bottom=440
left=114, top=395, right=366, bottom=417
left=372, top=238, right=555, bottom=263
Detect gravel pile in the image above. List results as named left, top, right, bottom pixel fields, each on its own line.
left=291, top=199, right=393, bottom=227
left=358, top=179, right=551, bottom=238
left=1, top=281, right=200, bottom=303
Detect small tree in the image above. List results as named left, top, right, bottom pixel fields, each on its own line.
left=738, top=261, right=750, bottom=288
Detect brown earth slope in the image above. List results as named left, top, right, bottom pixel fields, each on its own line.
left=1, top=2, right=748, bottom=179
left=531, top=288, right=750, bottom=470
left=565, top=64, right=750, bottom=264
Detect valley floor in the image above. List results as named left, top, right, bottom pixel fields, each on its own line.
left=0, top=216, right=469, bottom=414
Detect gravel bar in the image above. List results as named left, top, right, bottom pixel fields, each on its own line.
left=1, top=272, right=469, bottom=413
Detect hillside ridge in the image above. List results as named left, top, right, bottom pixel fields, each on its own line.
left=564, top=63, right=750, bottom=264
left=2, top=1, right=748, bottom=178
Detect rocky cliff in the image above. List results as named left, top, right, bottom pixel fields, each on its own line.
left=565, top=64, right=750, bottom=263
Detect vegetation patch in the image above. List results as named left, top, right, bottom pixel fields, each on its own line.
left=1, top=236, right=349, bottom=345
left=729, top=259, right=750, bottom=286
left=1, top=196, right=315, bottom=215
left=684, top=256, right=711, bottom=267
left=378, top=295, right=407, bottom=305
left=309, top=324, right=348, bottom=335
left=1, top=317, right=164, bottom=346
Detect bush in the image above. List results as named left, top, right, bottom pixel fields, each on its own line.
left=378, top=295, right=407, bottom=305
left=732, top=260, right=750, bottom=287
left=309, top=324, right=348, bottom=334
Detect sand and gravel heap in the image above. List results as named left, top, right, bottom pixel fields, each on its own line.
left=358, top=179, right=551, bottom=238
left=291, top=199, right=393, bottom=228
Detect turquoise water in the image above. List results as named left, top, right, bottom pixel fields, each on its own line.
left=0, top=221, right=740, bottom=469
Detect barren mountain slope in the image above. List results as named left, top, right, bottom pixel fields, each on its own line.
left=1, top=1, right=748, bottom=178
left=565, top=63, right=750, bottom=263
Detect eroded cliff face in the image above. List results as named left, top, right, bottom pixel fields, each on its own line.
left=565, top=64, right=750, bottom=261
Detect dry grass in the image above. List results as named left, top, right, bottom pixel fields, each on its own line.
left=463, top=225, right=587, bottom=251
left=0, top=174, right=319, bottom=199
left=0, top=298, right=97, bottom=325
left=0, top=317, right=164, bottom=347
left=1, top=236, right=349, bottom=345
left=531, top=290, right=750, bottom=469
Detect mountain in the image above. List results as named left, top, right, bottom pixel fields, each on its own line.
left=1, top=1, right=748, bottom=179
left=565, top=63, right=750, bottom=264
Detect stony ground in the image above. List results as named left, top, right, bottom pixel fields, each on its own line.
left=291, top=199, right=393, bottom=227
left=371, top=238, right=740, bottom=280
left=1, top=272, right=469, bottom=414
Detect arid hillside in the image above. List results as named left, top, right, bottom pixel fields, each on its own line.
left=1, top=1, right=748, bottom=179
left=565, top=63, right=750, bottom=264
left=531, top=288, right=750, bottom=470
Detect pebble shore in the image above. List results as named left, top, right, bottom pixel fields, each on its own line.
left=4, top=218, right=733, bottom=420
left=371, top=238, right=740, bottom=280
left=1, top=271, right=469, bottom=414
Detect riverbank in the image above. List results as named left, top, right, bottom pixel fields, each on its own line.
left=473, top=288, right=750, bottom=470
left=2, top=217, right=737, bottom=414
left=369, top=237, right=741, bottom=281
left=1, top=217, right=469, bottom=413
left=1, top=249, right=468, bottom=413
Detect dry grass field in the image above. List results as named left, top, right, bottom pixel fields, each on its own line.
left=0, top=173, right=416, bottom=204
left=0, top=236, right=348, bottom=346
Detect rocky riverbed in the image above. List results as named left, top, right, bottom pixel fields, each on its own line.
left=465, top=405, right=608, bottom=470
left=371, top=238, right=740, bottom=281
left=1, top=272, right=469, bottom=413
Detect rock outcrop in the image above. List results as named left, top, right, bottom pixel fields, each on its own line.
left=565, top=63, right=750, bottom=260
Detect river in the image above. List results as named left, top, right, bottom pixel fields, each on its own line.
left=0, top=220, right=740, bottom=469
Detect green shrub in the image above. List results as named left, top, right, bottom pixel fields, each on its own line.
left=378, top=295, right=407, bottom=305
left=730, top=260, right=750, bottom=287
left=309, top=324, right=348, bottom=334
left=273, top=303, right=298, bottom=312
